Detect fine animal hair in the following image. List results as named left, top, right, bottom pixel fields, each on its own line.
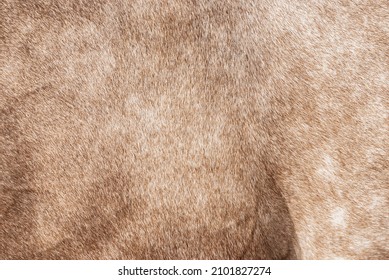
left=1, top=0, right=388, bottom=259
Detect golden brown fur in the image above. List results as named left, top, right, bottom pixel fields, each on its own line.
left=1, top=0, right=388, bottom=259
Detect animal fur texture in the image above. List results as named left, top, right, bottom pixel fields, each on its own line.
left=0, top=0, right=388, bottom=259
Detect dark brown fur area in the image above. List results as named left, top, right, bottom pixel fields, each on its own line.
left=1, top=0, right=388, bottom=259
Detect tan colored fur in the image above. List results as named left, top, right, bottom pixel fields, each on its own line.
left=0, top=0, right=388, bottom=259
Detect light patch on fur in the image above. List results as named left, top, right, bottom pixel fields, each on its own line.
left=331, top=207, right=348, bottom=229
left=316, top=153, right=337, bottom=182
left=365, top=147, right=385, bottom=164
left=359, top=96, right=388, bottom=129
left=350, top=237, right=372, bottom=253
left=368, top=195, right=385, bottom=211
